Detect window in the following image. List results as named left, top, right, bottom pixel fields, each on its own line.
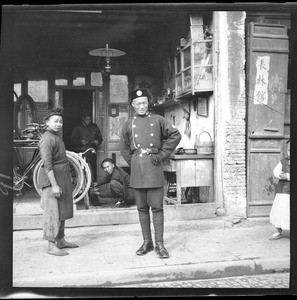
left=55, top=71, right=68, bottom=86
left=110, top=75, right=129, bottom=103
left=28, top=79, right=48, bottom=102
left=73, top=72, right=85, bottom=86
left=91, top=72, right=103, bottom=86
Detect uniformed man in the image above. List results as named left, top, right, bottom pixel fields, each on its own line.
left=120, top=88, right=181, bottom=258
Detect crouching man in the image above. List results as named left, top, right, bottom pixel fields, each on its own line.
left=97, top=158, right=134, bottom=208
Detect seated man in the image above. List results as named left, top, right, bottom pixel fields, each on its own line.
left=97, top=158, right=134, bottom=208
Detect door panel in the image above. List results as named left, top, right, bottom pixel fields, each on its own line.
left=106, top=75, right=130, bottom=167
left=247, top=23, right=289, bottom=217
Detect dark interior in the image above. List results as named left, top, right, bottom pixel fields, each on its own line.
left=5, top=5, right=190, bottom=77
left=62, top=89, right=93, bottom=151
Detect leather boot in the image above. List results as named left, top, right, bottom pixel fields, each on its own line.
left=56, top=238, right=79, bottom=249
left=155, top=242, right=169, bottom=259
left=136, top=240, right=154, bottom=256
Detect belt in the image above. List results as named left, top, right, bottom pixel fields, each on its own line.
left=134, top=147, right=159, bottom=156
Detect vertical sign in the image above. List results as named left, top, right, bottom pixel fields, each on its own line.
left=253, top=56, right=270, bottom=105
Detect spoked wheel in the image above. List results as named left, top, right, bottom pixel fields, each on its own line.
left=33, top=153, right=85, bottom=202
left=14, top=94, right=38, bottom=139
left=66, top=151, right=92, bottom=204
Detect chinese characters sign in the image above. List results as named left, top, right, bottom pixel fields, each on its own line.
left=254, top=56, right=270, bottom=105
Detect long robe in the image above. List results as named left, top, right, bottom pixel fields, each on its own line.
left=38, top=130, right=73, bottom=221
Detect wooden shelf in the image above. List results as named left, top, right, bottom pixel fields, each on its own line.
left=151, top=99, right=180, bottom=110
left=175, top=90, right=213, bottom=100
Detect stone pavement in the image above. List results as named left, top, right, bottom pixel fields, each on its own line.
left=12, top=216, right=290, bottom=288
left=120, top=272, right=290, bottom=289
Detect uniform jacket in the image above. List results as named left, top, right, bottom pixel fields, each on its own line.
left=71, top=121, right=103, bottom=152
left=97, top=166, right=134, bottom=201
left=120, top=112, right=181, bottom=188
left=38, top=129, right=73, bottom=220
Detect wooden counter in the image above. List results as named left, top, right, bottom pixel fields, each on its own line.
left=164, top=154, right=214, bottom=205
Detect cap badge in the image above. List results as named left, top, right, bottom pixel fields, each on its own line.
left=136, top=90, right=142, bottom=96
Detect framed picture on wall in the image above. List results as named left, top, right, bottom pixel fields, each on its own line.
left=197, top=97, right=208, bottom=117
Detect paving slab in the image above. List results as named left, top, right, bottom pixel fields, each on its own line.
left=12, top=217, right=290, bottom=287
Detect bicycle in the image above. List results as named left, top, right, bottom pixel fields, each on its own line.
left=13, top=123, right=46, bottom=194
left=13, top=93, right=38, bottom=139
left=13, top=94, right=93, bottom=207
left=13, top=125, right=92, bottom=206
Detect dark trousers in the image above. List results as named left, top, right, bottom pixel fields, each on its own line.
left=85, top=152, right=97, bottom=182
left=100, top=180, right=134, bottom=204
left=100, top=180, right=124, bottom=198
left=133, top=187, right=164, bottom=243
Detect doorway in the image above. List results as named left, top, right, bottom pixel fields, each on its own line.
left=62, top=89, right=94, bottom=151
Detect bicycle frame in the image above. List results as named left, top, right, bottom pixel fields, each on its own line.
left=13, top=149, right=41, bottom=191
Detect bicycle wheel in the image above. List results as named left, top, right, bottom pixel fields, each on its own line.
left=14, top=94, right=38, bottom=139
left=32, top=159, right=42, bottom=195
left=66, top=151, right=92, bottom=203
left=33, top=153, right=84, bottom=200
left=67, top=154, right=85, bottom=197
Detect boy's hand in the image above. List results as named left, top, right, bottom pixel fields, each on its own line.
left=52, top=185, right=62, bottom=198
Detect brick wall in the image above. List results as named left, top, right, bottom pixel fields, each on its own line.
left=221, top=12, right=247, bottom=217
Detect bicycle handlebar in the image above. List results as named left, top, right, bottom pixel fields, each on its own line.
left=79, top=148, right=96, bottom=157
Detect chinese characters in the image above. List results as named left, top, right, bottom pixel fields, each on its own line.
left=254, top=56, right=270, bottom=105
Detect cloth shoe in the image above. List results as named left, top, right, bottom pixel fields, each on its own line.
left=47, top=242, right=69, bottom=256
left=57, top=239, right=79, bottom=249
left=136, top=240, right=154, bottom=255
left=269, top=232, right=282, bottom=240
left=112, top=199, right=128, bottom=208
left=155, top=242, right=169, bottom=258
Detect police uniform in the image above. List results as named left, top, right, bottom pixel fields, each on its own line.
left=120, top=88, right=181, bottom=257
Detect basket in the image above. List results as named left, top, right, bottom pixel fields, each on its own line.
left=196, top=130, right=214, bottom=155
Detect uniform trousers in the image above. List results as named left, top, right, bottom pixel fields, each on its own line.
left=133, top=187, right=164, bottom=243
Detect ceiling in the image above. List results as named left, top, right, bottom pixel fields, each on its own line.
left=2, top=5, right=188, bottom=75
left=3, top=4, right=292, bottom=76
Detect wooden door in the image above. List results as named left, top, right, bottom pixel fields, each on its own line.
left=246, top=23, right=289, bottom=217
left=106, top=75, right=131, bottom=168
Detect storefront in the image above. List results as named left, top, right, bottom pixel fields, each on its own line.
left=2, top=4, right=292, bottom=221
